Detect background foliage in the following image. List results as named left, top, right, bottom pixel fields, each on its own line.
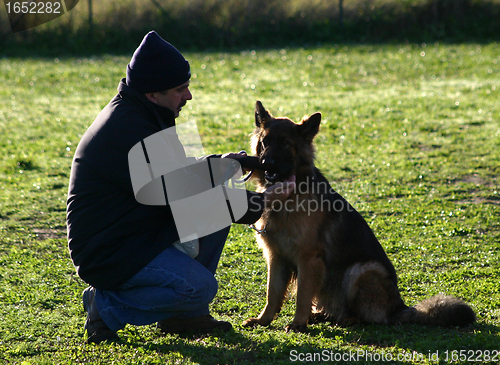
left=2, top=0, right=500, bottom=54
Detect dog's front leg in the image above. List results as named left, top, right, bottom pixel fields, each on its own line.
left=243, top=254, right=292, bottom=328
left=286, top=251, right=325, bottom=332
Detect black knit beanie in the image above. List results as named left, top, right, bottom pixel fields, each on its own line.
left=126, top=31, right=191, bottom=93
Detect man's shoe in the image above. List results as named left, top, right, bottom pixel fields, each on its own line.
left=158, top=315, right=232, bottom=334
left=82, top=287, right=119, bottom=344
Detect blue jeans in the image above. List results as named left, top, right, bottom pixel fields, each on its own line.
left=93, top=227, right=230, bottom=332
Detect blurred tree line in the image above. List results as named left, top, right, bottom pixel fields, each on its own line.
left=1, top=0, right=500, bottom=55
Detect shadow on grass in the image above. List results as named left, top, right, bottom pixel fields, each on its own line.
left=119, top=328, right=287, bottom=364
left=329, top=321, right=500, bottom=362
left=112, top=320, right=500, bottom=364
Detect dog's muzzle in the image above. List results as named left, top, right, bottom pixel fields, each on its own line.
left=264, top=171, right=279, bottom=182
left=236, top=155, right=277, bottom=183
left=264, top=161, right=294, bottom=183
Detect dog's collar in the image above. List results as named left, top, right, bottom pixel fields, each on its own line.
left=249, top=223, right=267, bottom=236
left=250, top=206, right=273, bottom=236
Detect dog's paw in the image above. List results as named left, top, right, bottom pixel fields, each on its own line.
left=336, top=316, right=360, bottom=327
left=309, top=311, right=330, bottom=324
left=242, top=318, right=263, bottom=328
left=285, top=322, right=308, bottom=333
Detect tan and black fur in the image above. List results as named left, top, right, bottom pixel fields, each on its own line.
left=242, top=101, right=475, bottom=333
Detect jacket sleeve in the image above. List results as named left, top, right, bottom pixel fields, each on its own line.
left=235, top=191, right=264, bottom=224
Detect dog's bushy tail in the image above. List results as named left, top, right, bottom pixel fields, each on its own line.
left=397, top=294, right=475, bottom=327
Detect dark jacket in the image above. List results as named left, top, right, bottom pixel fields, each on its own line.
left=67, top=79, right=262, bottom=290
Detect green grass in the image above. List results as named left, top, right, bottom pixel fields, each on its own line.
left=0, top=43, right=499, bottom=364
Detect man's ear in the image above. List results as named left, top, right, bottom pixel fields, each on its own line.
left=145, top=92, right=157, bottom=104
left=255, top=101, right=272, bottom=127
left=297, top=113, right=321, bottom=142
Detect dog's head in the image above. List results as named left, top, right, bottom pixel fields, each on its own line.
left=251, top=101, right=321, bottom=185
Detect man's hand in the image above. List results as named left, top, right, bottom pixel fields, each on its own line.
left=221, top=151, right=251, bottom=173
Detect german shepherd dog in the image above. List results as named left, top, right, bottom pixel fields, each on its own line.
left=242, top=101, right=475, bottom=333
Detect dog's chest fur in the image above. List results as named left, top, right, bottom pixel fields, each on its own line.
left=254, top=189, right=325, bottom=262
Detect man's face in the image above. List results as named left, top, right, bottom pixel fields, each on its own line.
left=146, top=81, right=192, bottom=118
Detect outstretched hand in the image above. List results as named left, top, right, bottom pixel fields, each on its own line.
left=221, top=151, right=251, bottom=173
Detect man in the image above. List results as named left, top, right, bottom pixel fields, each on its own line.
left=66, top=31, right=294, bottom=344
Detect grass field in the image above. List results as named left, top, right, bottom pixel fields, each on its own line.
left=0, top=42, right=499, bottom=364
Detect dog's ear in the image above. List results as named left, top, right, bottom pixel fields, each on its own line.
left=297, top=112, right=321, bottom=141
left=255, top=101, right=272, bottom=127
